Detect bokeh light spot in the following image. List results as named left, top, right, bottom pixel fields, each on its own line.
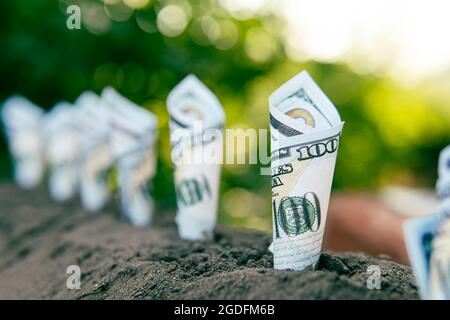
left=136, top=10, right=157, bottom=33
left=82, top=2, right=112, bottom=35
left=94, top=63, right=119, bottom=89
left=116, top=64, right=146, bottom=93
left=123, top=0, right=151, bottom=9
left=104, top=1, right=134, bottom=22
left=245, top=27, right=276, bottom=63
left=157, top=4, right=190, bottom=37
left=213, top=20, right=239, bottom=50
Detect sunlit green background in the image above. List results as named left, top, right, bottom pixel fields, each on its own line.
left=1, top=0, right=449, bottom=231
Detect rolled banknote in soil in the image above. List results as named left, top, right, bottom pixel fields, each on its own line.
left=270, top=71, right=344, bottom=270
left=428, top=145, right=450, bottom=299
left=428, top=219, right=450, bottom=300
left=1, top=96, right=45, bottom=189
left=436, top=145, right=450, bottom=221
left=75, top=92, right=112, bottom=212
left=403, top=213, right=439, bottom=299
left=44, top=102, right=81, bottom=202
left=167, top=75, right=225, bottom=241
left=102, top=87, right=157, bottom=227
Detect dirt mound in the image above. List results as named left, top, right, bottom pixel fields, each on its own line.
left=0, top=184, right=418, bottom=299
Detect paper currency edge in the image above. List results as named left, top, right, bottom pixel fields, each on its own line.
left=403, top=214, right=440, bottom=299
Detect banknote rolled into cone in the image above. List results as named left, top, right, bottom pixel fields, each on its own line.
left=1, top=96, right=45, bottom=189
left=269, top=71, right=344, bottom=271
left=436, top=145, right=450, bottom=222
left=102, top=87, right=158, bottom=228
left=429, top=218, right=450, bottom=299
left=44, top=102, right=81, bottom=202
left=403, top=214, right=438, bottom=299
left=167, top=75, right=225, bottom=241
left=404, top=145, right=450, bottom=300
left=75, top=91, right=113, bottom=213
left=428, top=145, right=450, bottom=299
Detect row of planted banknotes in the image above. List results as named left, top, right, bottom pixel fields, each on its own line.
left=1, top=71, right=344, bottom=270
left=1, top=76, right=226, bottom=239
left=2, top=70, right=448, bottom=300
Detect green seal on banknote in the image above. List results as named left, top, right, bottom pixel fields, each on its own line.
left=278, top=196, right=317, bottom=236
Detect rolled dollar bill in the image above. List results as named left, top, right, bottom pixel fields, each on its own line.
left=44, top=102, right=81, bottom=202
left=428, top=219, right=450, bottom=300
left=403, top=213, right=439, bottom=299
left=167, top=75, right=225, bottom=241
left=270, top=71, right=344, bottom=270
left=102, top=87, right=158, bottom=227
left=1, top=96, right=45, bottom=189
left=75, top=92, right=112, bottom=212
left=436, top=145, right=450, bottom=221
left=428, top=145, right=450, bottom=299
left=438, top=145, right=450, bottom=180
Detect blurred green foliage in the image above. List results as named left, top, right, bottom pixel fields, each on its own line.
left=0, top=0, right=449, bottom=231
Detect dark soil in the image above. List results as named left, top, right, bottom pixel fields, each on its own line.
left=0, top=184, right=419, bottom=299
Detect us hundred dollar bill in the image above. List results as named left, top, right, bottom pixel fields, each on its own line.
left=75, top=92, right=113, bottom=212
left=102, top=87, right=158, bottom=227
left=436, top=145, right=450, bottom=221
left=428, top=219, right=450, bottom=300
left=428, top=145, right=450, bottom=299
left=403, top=213, right=439, bottom=299
left=404, top=145, right=450, bottom=300
left=1, top=96, right=45, bottom=189
left=270, top=71, right=344, bottom=270
left=167, top=75, right=225, bottom=241
left=44, top=102, right=81, bottom=202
